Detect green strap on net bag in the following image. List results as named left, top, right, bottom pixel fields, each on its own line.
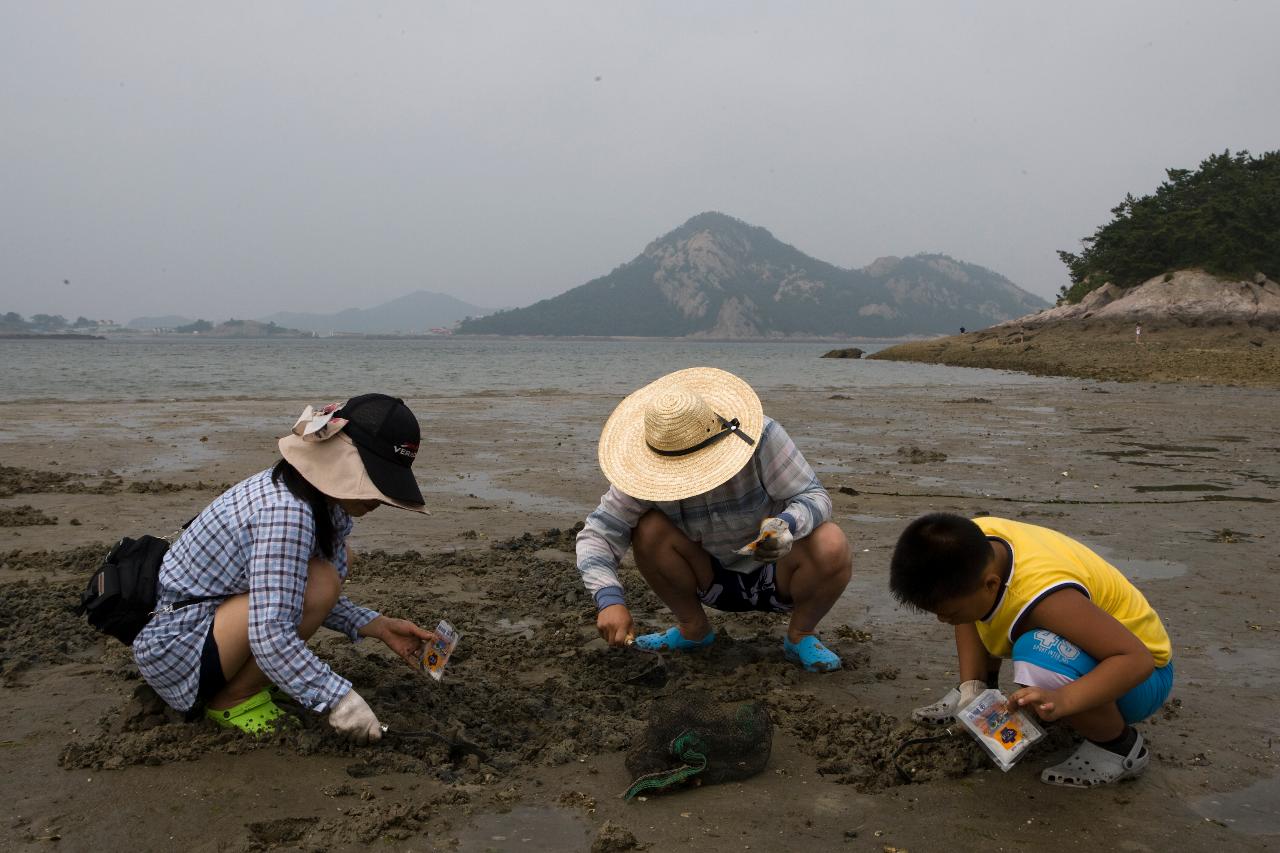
left=623, top=730, right=708, bottom=800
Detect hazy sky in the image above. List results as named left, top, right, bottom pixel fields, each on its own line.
left=3, top=1, right=1278, bottom=322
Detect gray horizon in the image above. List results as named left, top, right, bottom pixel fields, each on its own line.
left=3, top=1, right=1278, bottom=322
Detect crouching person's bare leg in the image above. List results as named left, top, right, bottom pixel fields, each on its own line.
left=632, top=509, right=715, bottom=642
left=776, top=521, right=852, bottom=641
left=207, top=557, right=342, bottom=710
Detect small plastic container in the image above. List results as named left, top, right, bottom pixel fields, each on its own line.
left=957, top=689, right=1045, bottom=771
left=419, top=619, right=460, bottom=681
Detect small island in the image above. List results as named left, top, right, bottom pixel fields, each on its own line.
left=873, top=150, right=1280, bottom=386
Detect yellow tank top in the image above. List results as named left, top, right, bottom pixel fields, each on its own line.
left=973, top=517, right=1172, bottom=666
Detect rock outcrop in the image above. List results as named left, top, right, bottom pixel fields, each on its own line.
left=1009, top=270, right=1280, bottom=330
left=870, top=270, right=1280, bottom=386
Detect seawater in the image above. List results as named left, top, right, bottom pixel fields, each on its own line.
left=0, top=337, right=1054, bottom=403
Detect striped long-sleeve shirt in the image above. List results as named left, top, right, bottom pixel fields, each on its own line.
left=576, top=417, right=832, bottom=610
left=132, top=469, right=379, bottom=713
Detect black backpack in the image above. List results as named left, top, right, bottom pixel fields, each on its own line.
left=76, top=535, right=173, bottom=645
left=76, top=522, right=216, bottom=645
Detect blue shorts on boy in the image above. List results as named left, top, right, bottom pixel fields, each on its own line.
left=1013, top=629, right=1174, bottom=724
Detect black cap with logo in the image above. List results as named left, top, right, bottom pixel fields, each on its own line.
left=336, top=394, right=425, bottom=507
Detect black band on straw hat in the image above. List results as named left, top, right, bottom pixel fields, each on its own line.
left=646, top=415, right=756, bottom=457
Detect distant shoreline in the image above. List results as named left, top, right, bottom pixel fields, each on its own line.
left=447, top=333, right=920, bottom=344
left=0, top=333, right=104, bottom=341
left=871, top=320, right=1279, bottom=387
left=9, top=332, right=922, bottom=345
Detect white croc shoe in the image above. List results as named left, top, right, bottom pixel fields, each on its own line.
left=1041, top=732, right=1149, bottom=787
left=913, top=687, right=963, bottom=725
left=912, top=680, right=985, bottom=725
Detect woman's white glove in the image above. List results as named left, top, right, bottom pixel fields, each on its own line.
left=751, top=517, right=794, bottom=562
left=912, top=679, right=987, bottom=725
left=328, top=689, right=382, bottom=745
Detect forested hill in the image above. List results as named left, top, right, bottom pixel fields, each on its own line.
left=1058, top=149, right=1279, bottom=303
left=456, top=212, right=1047, bottom=338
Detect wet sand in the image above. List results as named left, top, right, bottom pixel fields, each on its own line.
left=2, top=374, right=1279, bottom=851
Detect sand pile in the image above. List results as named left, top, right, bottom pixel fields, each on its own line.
left=25, top=533, right=988, bottom=801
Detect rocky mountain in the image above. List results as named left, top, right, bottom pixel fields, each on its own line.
left=259, top=290, right=492, bottom=335
left=456, top=212, right=1047, bottom=337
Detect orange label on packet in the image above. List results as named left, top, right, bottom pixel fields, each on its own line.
left=419, top=620, right=459, bottom=681
left=992, top=717, right=1026, bottom=751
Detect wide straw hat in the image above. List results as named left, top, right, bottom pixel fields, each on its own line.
left=598, top=367, right=764, bottom=502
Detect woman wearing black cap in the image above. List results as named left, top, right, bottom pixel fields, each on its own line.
left=132, top=394, right=433, bottom=741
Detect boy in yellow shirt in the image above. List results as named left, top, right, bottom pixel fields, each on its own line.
left=889, top=513, right=1174, bottom=787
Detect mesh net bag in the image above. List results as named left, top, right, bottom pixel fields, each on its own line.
left=623, top=692, right=772, bottom=800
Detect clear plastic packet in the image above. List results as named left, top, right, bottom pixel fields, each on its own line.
left=956, top=688, right=1044, bottom=771
left=419, top=619, right=460, bottom=681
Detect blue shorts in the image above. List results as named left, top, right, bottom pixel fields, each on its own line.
left=696, top=556, right=792, bottom=614
left=1011, top=629, right=1174, bottom=724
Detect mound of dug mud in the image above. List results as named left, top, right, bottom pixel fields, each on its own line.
left=0, top=465, right=123, bottom=497
left=53, top=531, right=999, bottom=807
left=0, top=465, right=226, bottom=499
left=0, top=505, right=58, bottom=526
left=2, top=544, right=109, bottom=576
left=0, top=579, right=104, bottom=678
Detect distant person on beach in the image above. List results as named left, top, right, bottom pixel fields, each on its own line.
left=891, top=514, right=1174, bottom=786
left=133, top=395, right=436, bottom=740
left=576, top=367, right=852, bottom=672
left=959, top=327, right=966, bottom=334
left=1135, top=322, right=1143, bottom=344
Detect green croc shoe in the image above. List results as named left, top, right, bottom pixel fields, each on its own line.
left=206, top=689, right=288, bottom=736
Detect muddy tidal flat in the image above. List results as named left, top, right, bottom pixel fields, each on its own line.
left=2, top=372, right=1279, bottom=851
left=872, top=321, right=1280, bottom=387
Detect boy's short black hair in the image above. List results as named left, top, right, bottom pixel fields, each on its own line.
left=890, top=513, right=992, bottom=612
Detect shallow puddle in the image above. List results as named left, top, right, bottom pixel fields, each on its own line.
left=845, top=513, right=899, bottom=524
left=1111, top=557, right=1187, bottom=580
left=455, top=805, right=591, bottom=852
left=433, top=470, right=587, bottom=515
left=1192, top=776, right=1280, bottom=835
left=946, top=455, right=1000, bottom=466
left=1094, top=547, right=1188, bottom=581
left=1118, top=442, right=1221, bottom=453
left=493, top=617, right=542, bottom=640
left=1131, top=483, right=1231, bottom=493
left=1205, top=645, right=1280, bottom=687
left=1200, top=494, right=1276, bottom=503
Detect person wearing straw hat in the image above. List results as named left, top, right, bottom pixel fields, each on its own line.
left=576, top=367, right=852, bottom=672
left=133, top=394, right=436, bottom=740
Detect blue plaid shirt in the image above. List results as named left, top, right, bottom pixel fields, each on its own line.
left=576, top=417, right=832, bottom=609
left=133, top=469, right=379, bottom=713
